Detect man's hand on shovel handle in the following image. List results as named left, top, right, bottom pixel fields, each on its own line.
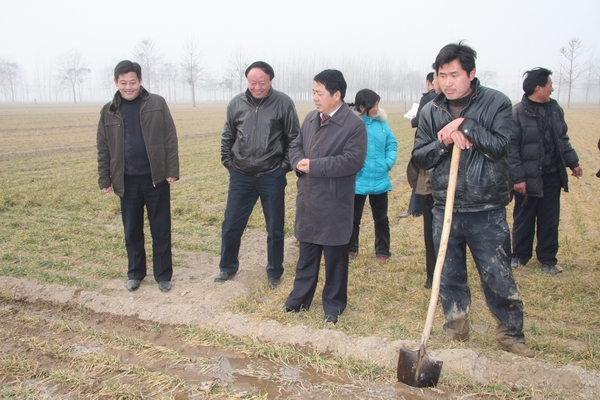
left=438, top=118, right=472, bottom=150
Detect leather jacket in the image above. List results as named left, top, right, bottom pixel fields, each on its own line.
left=221, top=88, right=300, bottom=176
left=97, top=87, right=179, bottom=197
left=412, top=79, right=512, bottom=212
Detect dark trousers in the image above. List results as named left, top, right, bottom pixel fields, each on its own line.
left=285, top=242, right=348, bottom=316
left=220, top=168, right=286, bottom=279
left=120, top=174, right=172, bottom=283
left=512, top=172, right=561, bottom=266
left=407, top=186, right=423, bottom=215
left=433, top=207, right=525, bottom=342
left=420, top=194, right=435, bottom=285
left=348, top=192, right=391, bottom=257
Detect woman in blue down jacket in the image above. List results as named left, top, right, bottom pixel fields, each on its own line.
left=348, top=89, right=398, bottom=262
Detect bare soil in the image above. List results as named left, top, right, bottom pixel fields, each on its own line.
left=2, top=230, right=599, bottom=399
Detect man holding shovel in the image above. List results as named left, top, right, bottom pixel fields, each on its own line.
left=412, top=41, right=534, bottom=358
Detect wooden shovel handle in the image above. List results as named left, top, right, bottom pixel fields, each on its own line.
left=419, top=147, right=461, bottom=350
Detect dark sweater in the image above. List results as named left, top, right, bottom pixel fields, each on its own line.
left=121, top=96, right=151, bottom=175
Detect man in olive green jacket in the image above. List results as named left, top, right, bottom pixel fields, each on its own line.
left=97, top=60, right=179, bottom=293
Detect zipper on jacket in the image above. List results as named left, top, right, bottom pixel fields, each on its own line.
left=138, top=97, right=156, bottom=186
left=253, top=97, right=267, bottom=163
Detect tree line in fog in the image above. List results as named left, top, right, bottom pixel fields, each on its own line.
left=1, top=38, right=598, bottom=108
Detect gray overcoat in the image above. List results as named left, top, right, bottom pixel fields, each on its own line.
left=290, top=104, right=367, bottom=246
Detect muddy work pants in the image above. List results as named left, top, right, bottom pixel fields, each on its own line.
left=432, top=207, right=525, bottom=344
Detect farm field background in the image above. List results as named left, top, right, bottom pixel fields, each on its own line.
left=1, top=101, right=600, bottom=399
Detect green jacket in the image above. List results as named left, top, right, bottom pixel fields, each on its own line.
left=97, top=87, right=179, bottom=196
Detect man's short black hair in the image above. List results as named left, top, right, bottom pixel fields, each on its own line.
left=522, top=67, right=552, bottom=96
left=433, top=40, right=477, bottom=75
left=314, top=69, right=347, bottom=101
left=245, top=61, right=275, bottom=80
left=426, top=72, right=434, bottom=84
left=114, top=60, right=142, bottom=80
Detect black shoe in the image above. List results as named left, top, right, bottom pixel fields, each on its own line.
left=126, top=279, right=141, bottom=292
left=412, top=212, right=422, bottom=217
left=324, top=314, right=338, bottom=325
left=510, top=257, right=519, bottom=269
left=398, top=212, right=410, bottom=219
left=214, top=271, right=236, bottom=282
left=278, top=304, right=298, bottom=313
left=268, top=277, right=281, bottom=289
left=424, top=279, right=432, bottom=289
left=511, top=257, right=527, bottom=269
left=541, top=264, right=562, bottom=276
left=158, top=281, right=172, bottom=292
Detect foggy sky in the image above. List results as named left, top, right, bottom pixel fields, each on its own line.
left=1, top=0, right=599, bottom=102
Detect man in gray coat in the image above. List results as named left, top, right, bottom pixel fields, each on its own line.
left=284, top=69, right=367, bottom=325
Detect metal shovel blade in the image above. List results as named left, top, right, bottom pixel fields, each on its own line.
left=397, top=348, right=443, bottom=388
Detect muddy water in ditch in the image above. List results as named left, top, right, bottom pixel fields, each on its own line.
left=2, top=299, right=447, bottom=399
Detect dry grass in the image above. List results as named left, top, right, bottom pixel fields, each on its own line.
left=1, top=101, right=600, bottom=398
left=0, top=296, right=267, bottom=399
left=230, top=104, right=600, bottom=372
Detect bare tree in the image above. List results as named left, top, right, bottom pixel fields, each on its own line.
left=582, top=57, right=596, bottom=103
left=202, top=72, right=219, bottom=102
left=132, top=39, right=162, bottom=92
left=559, top=38, right=585, bottom=108
left=220, top=72, right=235, bottom=100
left=478, top=70, right=499, bottom=88
left=226, top=47, right=249, bottom=94
left=97, top=64, right=116, bottom=100
left=0, top=58, right=20, bottom=102
left=34, top=57, right=50, bottom=102
left=55, top=49, right=90, bottom=104
left=160, top=63, right=179, bottom=102
left=181, top=38, right=204, bottom=107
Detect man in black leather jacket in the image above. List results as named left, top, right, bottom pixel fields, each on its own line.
left=413, top=42, right=534, bottom=358
left=509, top=67, right=582, bottom=276
left=215, top=61, right=300, bottom=289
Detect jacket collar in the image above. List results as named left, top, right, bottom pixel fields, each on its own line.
left=244, top=88, right=273, bottom=104
left=521, top=93, right=558, bottom=109
left=434, top=77, right=481, bottom=111
left=353, top=108, right=388, bottom=122
left=109, top=86, right=150, bottom=112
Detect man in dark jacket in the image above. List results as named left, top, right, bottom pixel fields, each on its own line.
left=216, top=61, right=300, bottom=289
left=413, top=42, right=534, bottom=357
left=509, top=67, right=582, bottom=275
left=97, top=60, right=179, bottom=293
left=408, top=71, right=439, bottom=288
left=411, top=72, right=437, bottom=129
left=400, top=72, right=438, bottom=220
left=284, top=69, right=367, bottom=325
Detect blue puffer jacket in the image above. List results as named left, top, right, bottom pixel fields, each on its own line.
left=355, top=109, right=398, bottom=195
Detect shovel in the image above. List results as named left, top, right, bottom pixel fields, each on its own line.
left=397, top=147, right=461, bottom=387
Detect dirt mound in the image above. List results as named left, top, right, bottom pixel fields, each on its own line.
left=2, top=232, right=599, bottom=398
